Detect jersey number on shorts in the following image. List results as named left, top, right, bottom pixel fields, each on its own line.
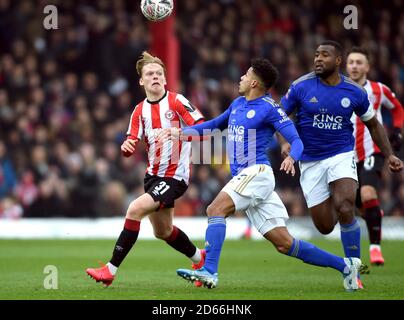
left=152, top=181, right=170, bottom=195
left=351, top=157, right=357, bottom=170
left=364, top=156, right=375, bottom=171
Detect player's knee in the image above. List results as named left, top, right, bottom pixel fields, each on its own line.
left=206, top=204, right=215, bottom=217
left=126, top=202, right=146, bottom=220
left=360, top=186, right=378, bottom=203
left=153, top=229, right=171, bottom=240
left=315, top=222, right=335, bottom=235
left=206, top=203, right=226, bottom=217
left=334, top=198, right=354, bottom=216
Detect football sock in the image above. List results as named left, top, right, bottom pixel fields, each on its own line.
left=165, top=226, right=197, bottom=259
left=204, top=216, right=226, bottom=274
left=363, top=199, right=382, bottom=245
left=106, top=262, right=118, bottom=275
left=109, top=218, right=140, bottom=267
left=370, top=244, right=381, bottom=251
left=340, top=218, right=361, bottom=258
left=190, top=248, right=202, bottom=264
left=287, top=238, right=346, bottom=273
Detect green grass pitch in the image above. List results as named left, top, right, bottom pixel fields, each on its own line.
left=0, top=239, right=403, bottom=300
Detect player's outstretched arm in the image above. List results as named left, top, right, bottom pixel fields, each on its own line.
left=156, top=108, right=231, bottom=142
left=364, top=116, right=403, bottom=173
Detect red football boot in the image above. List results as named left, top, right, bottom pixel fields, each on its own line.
left=192, top=249, right=206, bottom=287
left=370, top=247, right=385, bottom=266
left=86, top=263, right=115, bottom=287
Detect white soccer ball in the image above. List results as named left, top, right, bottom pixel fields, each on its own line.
left=140, top=0, right=174, bottom=22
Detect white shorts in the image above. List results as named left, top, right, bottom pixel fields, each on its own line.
left=222, top=164, right=288, bottom=235
left=299, top=151, right=358, bottom=208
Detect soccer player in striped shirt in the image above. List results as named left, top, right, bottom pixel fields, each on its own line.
left=86, top=52, right=206, bottom=286
left=162, top=58, right=367, bottom=291
left=280, top=41, right=403, bottom=288
left=346, top=46, right=404, bottom=265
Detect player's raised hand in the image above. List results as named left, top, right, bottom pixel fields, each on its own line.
left=387, top=155, right=403, bottom=173
left=121, top=139, right=137, bottom=156
left=280, top=155, right=296, bottom=176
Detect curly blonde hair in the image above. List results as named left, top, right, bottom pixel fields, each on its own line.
left=135, top=51, right=166, bottom=76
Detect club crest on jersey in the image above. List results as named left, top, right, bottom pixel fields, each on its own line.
left=246, top=110, right=255, bottom=119
left=165, top=110, right=175, bottom=120
left=341, top=97, right=351, bottom=108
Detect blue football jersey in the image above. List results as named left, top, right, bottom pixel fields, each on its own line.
left=280, top=72, right=374, bottom=161
left=225, top=94, right=294, bottom=175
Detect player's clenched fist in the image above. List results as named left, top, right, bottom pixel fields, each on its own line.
left=121, top=139, right=137, bottom=157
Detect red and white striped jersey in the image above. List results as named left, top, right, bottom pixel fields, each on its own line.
left=126, top=91, right=204, bottom=184
left=351, top=80, right=403, bottom=162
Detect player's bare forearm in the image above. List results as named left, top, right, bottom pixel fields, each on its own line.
left=276, top=132, right=290, bottom=158
left=364, top=116, right=394, bottom=158
left=365, top=116, right=403, bottom=172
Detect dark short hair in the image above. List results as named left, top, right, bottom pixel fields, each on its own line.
left=347, top=46, right=369, bottom=60
left=319, top=40, right=343, bottom=57
left=251, top=58, right=278, bottom=90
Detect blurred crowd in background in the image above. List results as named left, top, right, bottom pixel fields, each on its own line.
left=0, top=0, right=403, bottom=219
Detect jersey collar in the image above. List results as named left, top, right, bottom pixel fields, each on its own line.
left=147, top=91, right=168, bottom=104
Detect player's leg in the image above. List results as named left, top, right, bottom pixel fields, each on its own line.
left=177, top=165, right=263, bottom=288
left=149, top=208, right=204, bottom=265
left=200, top=165, right=271, bottom=276
left=309, top=198, right=338, bottom=234
left=361, top=186, right=384, bottom=265
left=176, top=191, right=236, bottom=288
left=248, top=187, right=363, bottom=292
left=203, top=191, right=235, bottom=275
left=86, top=193, right=159, bottom=285
left=299, top=158, right=338, bottom=234
left=359, top=154, right=385, bottom=265
left=148, top=175, right=205, bottom=265
left=330, top=178, right=360, bottom=259
left=263, top=226, right=363, bottom=291
left=246, top=188, right=345, bottom=273
left=317, top=151, right=361, bottom=260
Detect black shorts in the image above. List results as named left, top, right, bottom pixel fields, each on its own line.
left=144, top=174, right=188, bottom=209
left=355, top=153, right=385, bottom=208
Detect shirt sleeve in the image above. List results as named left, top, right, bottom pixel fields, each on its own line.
left=355, top=90, right=375, bottom=122
left=182, top=107, right=231, bottom=136
left=175, top=94, right=204, bottom=126
left=277, top=122, right=304, bottom=161
left=280, top=85, right=300, bottom=115
left=126, top=104, right=143, bottom=141
left=265, top=106, right=294, bottom=131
